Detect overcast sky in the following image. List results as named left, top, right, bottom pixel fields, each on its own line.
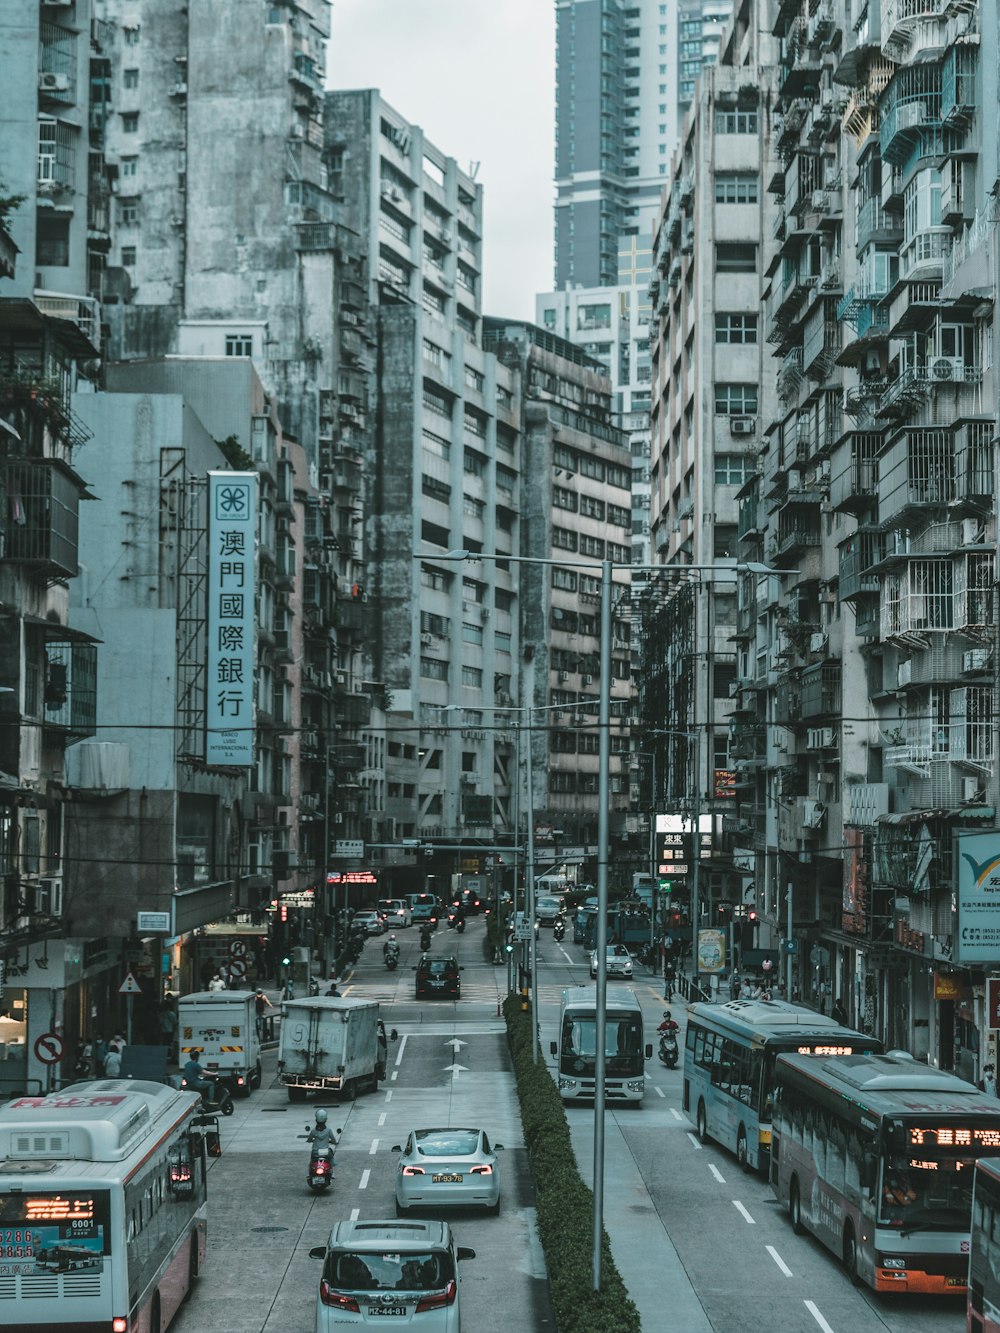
left=329, top=0, right=555, bottom=320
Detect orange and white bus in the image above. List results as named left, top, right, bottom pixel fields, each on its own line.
left=771, top=1050, right=1000, bottom=1295
left=0, top=1079, right=208, bottom=1332
left=969, top=1157, right=1000, bottom=1332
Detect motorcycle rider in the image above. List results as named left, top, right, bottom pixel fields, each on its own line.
left=658, top=1010, right=680, bottom=1041
left=183, top=1047, right=216, bottom=1103
left=419, top=926, right=432, bottom=951
left=305, top=1108, right=340, bottom=1160
left=383, top=933, right=400, bottom=962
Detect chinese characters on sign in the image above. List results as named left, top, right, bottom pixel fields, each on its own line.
left=207, top=472, right=257, bottom=765
left=956, top=832, right=1000, bottom=965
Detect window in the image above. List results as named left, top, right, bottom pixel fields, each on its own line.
left=462, top=495, right=485, bottom=520
left=123, top=68, right=139, bottom=89
left=579, top=535, right=605, bottom=558
left=552, top=527, right=578, bottom=552
left=579, top=495, right=605, bottom=520
left=716, top=243, right=757, bottom=273
left=462, top=623, right=483, bottom=646
left=495, top=632, right=511, bottom=654
left=422, top=429, right=450, bottom=460
left=225, top=334, right=253, bottom=357
left=121, top=245, right=136, bottom=267
left=122, top=112, right=139, bottom=133
left=715, top=453, right=752, bottom=484
left=552, top=568, right=577, bottom=592
left=420, top=657, right=448, bottom=681
left=461, top=666, right=482, bottom=688
left=607, top=542, right=630, bottom=563
left=715, top=313, right=758, bottom=344
left=123, top=24, right=140, bottom=44
left=463, top=448, right=485, bottom=477
left=607, top=504, right=630, bottom=528
left=421, top=474, right=450, bottom=503
left=715, top=174, right=759, bottom=204
left=714, top=110, right=756, bottom=133
left=121, top=156, right=138, bottom=178
left=118, top=200, right=138, bottom=227
left=715, top=385, right=758, bottom=415
left=553, top=486, right=577, bottom=512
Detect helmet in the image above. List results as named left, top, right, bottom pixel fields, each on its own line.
left=315, top=1109, right=328, bottom=1125
left=389, top=933, right=396, bottom=941
left=663, top=1011, right=672, bottom=1021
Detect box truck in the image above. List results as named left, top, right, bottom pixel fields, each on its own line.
left=177, top=989, right=262, bottom=1096
left=278, top=996, right=390, bottom=1102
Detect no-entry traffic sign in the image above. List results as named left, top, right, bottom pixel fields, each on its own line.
left=34, top=1032, right=65, bottom=1065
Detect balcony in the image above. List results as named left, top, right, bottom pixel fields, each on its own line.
left=878, top=67, right=943, bottom=166
left=899, top=226, right=950, bottom=281
left=799, top=662, right=841, bottom=719
left=830, top=432, right=880, bottom=514
left=856, top=198, right=904, bottom=251
left=42, top=640, right=97, bottom=737
left=1, top=459, right=82, bottom=577
left=838, top=531, right=880, bottom=602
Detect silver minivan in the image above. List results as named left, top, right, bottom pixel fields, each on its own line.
left=310, top=1218, right=475, bottom=1331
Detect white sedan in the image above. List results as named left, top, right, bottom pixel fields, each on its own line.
left=590, top=944, right=633, bottom=979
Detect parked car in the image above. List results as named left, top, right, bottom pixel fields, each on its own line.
left=353, top=910, right=385, bottom=937
left=309, top=1218, right=476, bottom=1331
left=415, top=956, right=462, bottom=999
left=590, top=943, right=633, bottom=979
left=393, top=1127, right=503, bottom=1216
left=378, top=897, right=413, bottom=929
left=535, top=895, right=564, bottom=926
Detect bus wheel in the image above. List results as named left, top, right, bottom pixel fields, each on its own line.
left=789, top=1178, right=804, bottom=1235
left=736, top=1127, right=750, bottom=1172
left=843, top=1225, right=860, bottom=1285
left=696, top=1100, right=708, bottom=1144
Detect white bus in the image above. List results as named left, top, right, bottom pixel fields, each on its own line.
left=683, top=998, right=881, bottom=1172
left=0, top=1079, right=208, bottom=1332
left=771, top=1051, right=1000, bottom=1295
left=550, top=985, right=652, bottom=1104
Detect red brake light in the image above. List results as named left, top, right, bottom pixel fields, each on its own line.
left=402, top=1164, right=425, bottom=1175
left=320, top=1281, right=361, bottom=1311
left=470, top=1164, right=493, bottom=1175
left=415, top=1279, right=457, bottom=1312
left=112, top=1319, right=128, bottom=1333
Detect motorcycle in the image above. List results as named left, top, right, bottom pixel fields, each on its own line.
left=384, top=948, right=400, bottom=971
left=419, top=929, right=432, bottom=952
left=553, top=918, right=566, bottom=942
left=300, top=1125, right=343, bottom=1193
left=455, top=917, right=466, bottom=934
left=658, top=1030, right=679, bottom=1069
left=181, top=1075, right=235, bottom=1116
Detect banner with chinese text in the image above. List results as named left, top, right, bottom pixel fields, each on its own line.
left=207, top=471, right=257, bottom=765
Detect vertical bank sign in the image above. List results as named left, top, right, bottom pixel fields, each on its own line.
left=956, top=831, right=1000, bottom=964
left=207, top=471, right=257, bottom=765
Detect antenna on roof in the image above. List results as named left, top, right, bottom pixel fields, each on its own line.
left=468, top=161, right=480, bottom=180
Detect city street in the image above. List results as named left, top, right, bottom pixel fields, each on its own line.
left=174, top=917, right=966, bottom=1332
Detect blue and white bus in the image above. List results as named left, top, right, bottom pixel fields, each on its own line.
left=683, top=998, right=881, bottom=1172
left=551, top=985, right=652, bottom=1104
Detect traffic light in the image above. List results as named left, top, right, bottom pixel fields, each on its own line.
left=748, top=909, right=759, bottom=927
left=504, top=934, right=515, bottom=955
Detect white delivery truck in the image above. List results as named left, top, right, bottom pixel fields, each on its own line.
left=278, top=996, right=390, bottom=1102
left=177, top=989, right=262, bottom=1096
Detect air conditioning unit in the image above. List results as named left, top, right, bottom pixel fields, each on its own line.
left=811, top=190, right=829, bottom=212
left=787, top=470, right=802, bottom=492
left=963, top=648, right=991, bottom=674
left=334, top=812, right=344, bottom=825
left=930, top=356, right=964, bottom=381
left=39, top=73, right=70, bottom=92
left=583, top=674, right=593, bottom=685
left=480, top=607, right=490, bottom=621
left=808, top=632, right=827, bottom=653
left=171, top=82, right=188, bottom=96
left=335, top=670, right=348, bottom=687
left=420, top=632, right=433, bottom=645
left=801, top=798, right=826, bottom=829
left=963, top=777, right=984, bottom=802
left=731, top=417, right=755, bottom=436
left=34, top=877, right=63, bottom=916
left=559, top=671, right=569, bottom=682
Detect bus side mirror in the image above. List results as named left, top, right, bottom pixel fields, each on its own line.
left=645, top=1043, right=653, bottom=1059
left=550, top=1041, right=557, bottom=1056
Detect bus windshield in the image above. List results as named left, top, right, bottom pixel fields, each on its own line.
left=878, top=1154, right=973, bottom=1231
left=561, top=1013, right=643, bottom=1076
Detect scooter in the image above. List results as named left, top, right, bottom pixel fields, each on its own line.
left=384, top=949, right=400, bottom=971
left=181, top=1075, right=235, bottom=1116
left=658, top=1031, right=679, bottom=1069
left=553, top=918, right=566, bottom=942
left=455, top=917, right=466, bottom=934
left=419, top=928, right=432, bottom=952
left=300, top=1126, right=343, bottom=1193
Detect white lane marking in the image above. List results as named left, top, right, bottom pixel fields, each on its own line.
left=686, top=1132, right=702, bottom=1150
left=378, top=1112, right=387, bottom=1126
left=359, top=1169, right=370, bottom=1190
left=384, top=1089, right=393, bottom=1102
left=804, top=1301, right=835, bottom=1333
left=395, top=1035, right=408, bottom=1067
left=766, top=1245, right=793, bottom=1277
left=733, top=1201, right=755, bottom=1224
left=391, top=1071, right=398, bottom=1081
left=559, top=946, right=573, bottom=961
left=370, top=1138, right=379, bottom=1155
left=654, top=1086, right=665, bottom=1098
left=670, top=1107, right=683, bottom=1121
left=350, top=1207, right=360, bottom=1221
left=709, top=1164, right=725, bottom=1183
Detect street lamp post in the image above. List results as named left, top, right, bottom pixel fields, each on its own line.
left=419, top=549, right=785, bottom=1294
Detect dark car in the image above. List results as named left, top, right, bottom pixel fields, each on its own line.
left=415, top=956, right=463, bottom=999
left=459, top=888, right=482, bottom=915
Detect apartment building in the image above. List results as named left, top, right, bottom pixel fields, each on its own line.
left=484, top=319, right=634, bottom=856
left=642, top=0, right=779, bottom=938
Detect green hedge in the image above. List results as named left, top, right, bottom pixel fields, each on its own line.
left=503, top=996, right=642, bottom=1333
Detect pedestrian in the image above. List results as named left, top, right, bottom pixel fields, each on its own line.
left=93, top=1035, right=108, bottom=1074
left=730, top=972, right=741, bottom=1002
left=103, top=1042, right=122, bottom=1078
left=158, top=1002, right=177, bottom=1056
left=254, top=987, right=273, bottom=1037
left=325, top=981, right=340, bottom=998
left=208, top=972, right=226, bottom=993
left=73, top=1039, right=91, bottom=1078
left=832, top=999, right=849, bottom=1026
left=980, top=1064, right=997, bottom=1096
left=739, top=979, right=754, bottom=1000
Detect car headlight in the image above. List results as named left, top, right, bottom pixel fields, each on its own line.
left=626, top=1079, right=644, bottom=1092
left=558, top=1076, right=579, bottom=1090
left=880, top=1256, right=906, bottom=1270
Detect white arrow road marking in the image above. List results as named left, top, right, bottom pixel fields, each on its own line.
left=709, top=1165, right=725, bottom=1183
left=686, top=1132, right=702, bottom=1150
left=444, top=1063, right=468, bottom=1080
left=804, top=1301, right=835, bottom=1333
left=733, top=1201, right=755, bottom=1223
left=445, top=1038, right=467, bottom=1052
left=766, top=1246, right=793, bottom=1277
